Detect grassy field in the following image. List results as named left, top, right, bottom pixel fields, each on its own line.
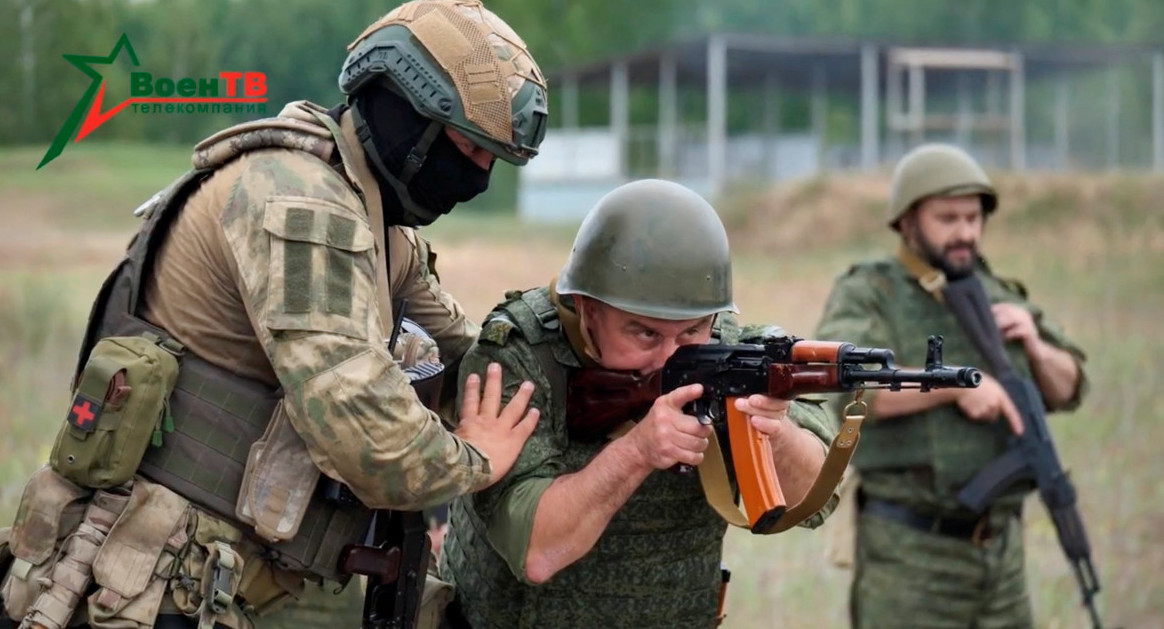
left=1, top=143, right=1161, bottom=628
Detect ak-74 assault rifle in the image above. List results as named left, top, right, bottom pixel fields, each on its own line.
left=941, top=276, right=1110, bottom=629
left=567, top=334, right=981, bottom=534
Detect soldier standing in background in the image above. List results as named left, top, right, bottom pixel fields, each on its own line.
left=814, top=144, right=1088, bottom=629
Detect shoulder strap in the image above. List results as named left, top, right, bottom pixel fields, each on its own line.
left=894, top=245, right=1014, bottom=376
left=941, top=277, right=1016, bottom=377
left=306, top=108, right=395, bottom=337
left=518, top=288, right=561, bottom=341
left=492, top=288, right=569, bottom=406
left=895, top=243, right=947, bottom=302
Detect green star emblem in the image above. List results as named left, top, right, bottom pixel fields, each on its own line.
left=37, top=33, right=139, bottom=170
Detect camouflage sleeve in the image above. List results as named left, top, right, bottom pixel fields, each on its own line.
left=391, top=228, right=479, bottom=366
left=218, top=151, right=491, bottom=511
left=814, top=267, right=894, bottom=349
left=389, top=228, right=480, bottom=420
left=1027, top=300, right=1090, bottom=412
left=455, top=325, right=564, bottom=579
left=738, top=322, right=790, bottom=343
left=814, top=266, right=895, bottom=425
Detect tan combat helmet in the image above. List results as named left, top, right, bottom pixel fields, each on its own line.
left=340, top=0, right=549, bottom=165
left=556, top=179, right=738, bottom=320
left=887, top=143, right=998, bottom=230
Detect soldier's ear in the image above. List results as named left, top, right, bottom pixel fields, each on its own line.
left=574, top=295, right=594, bottom=320
left=897, top=208, right=921, bottom=243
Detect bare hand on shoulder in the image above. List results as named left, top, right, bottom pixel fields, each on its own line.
left=626, top=383, right=711, bottom=470
left=992, top=303, right=1038, bottom=349
left=455, top=363, right=541, bottom=486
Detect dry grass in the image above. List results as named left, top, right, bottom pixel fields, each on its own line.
left=1, top=145, right=1161, bottom=628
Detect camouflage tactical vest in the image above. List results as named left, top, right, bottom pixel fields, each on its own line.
left=849, top=259, right=1038, bottom=507
left=72, top=109, right=372, bottom=581
left=443, top=287, right=727, bottom=629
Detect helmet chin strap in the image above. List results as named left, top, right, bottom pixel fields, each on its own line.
left=350, top=103, right=444, bottom=227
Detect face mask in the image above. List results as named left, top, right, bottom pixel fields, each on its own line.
left=355, top=87, right=492, bottom=227
left=403, top=131, right=492, bottom=223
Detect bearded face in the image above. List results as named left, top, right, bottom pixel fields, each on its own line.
left=902, top=195, right=986, bottom=279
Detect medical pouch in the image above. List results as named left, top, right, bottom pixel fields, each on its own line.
left=51, top=335, right=181, bottom=488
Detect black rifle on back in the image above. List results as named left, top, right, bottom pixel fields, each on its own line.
left=943, top=277, right=1107, bottom=629
left=331, top=299, right=443, bottom=629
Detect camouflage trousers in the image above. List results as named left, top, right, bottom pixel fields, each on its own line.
left=850, top=510, right=1032, bottom=629
left=259, top=579, right=364, bottom=629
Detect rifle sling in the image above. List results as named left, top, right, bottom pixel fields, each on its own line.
left=896, top=245, right=1015, bottom=377
left=896, top=244, right=949, bottom=301
left=308, top=108, right=395, bottom=338
left=697, top=404, right=865, bottom=534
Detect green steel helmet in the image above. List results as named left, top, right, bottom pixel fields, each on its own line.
left=556, top=179, right=738, bottom=320
left=339, top=0, right=549, bottom=165
left=888, top=143, right=998, bottom=230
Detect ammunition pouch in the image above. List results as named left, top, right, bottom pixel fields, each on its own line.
left=197, top=541, right=244, bottom=629
left=35, top=485, right=132, bottom=629
left=1, top=466, right=91, bottom=622
left=236, top=401, right=320, bottom=544
left=0, top=467, right=314, bottom=629
left=234, top=552, right=306, bottom=619
left=168, top=502, right=256, bottom=629
left=84, top=480, right=186, bottom=629
left=417, top=572, right=454, bottom=629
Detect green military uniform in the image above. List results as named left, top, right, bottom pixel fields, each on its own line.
left=815, top=255, right=1088, bottom=629
left=439, top=287, right=837, bottom=629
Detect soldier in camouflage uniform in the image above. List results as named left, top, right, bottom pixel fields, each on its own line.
left=438, top=179, right=839, bottom=629
left=813, top=144, right=1088, bottom=629
left=0, top=2, right=546, bottom=629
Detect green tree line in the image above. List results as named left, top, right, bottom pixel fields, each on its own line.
left=0, top=0, right=1159, bottom=148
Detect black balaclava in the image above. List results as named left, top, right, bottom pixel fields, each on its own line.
left=352, top=86, right=492, bottom=227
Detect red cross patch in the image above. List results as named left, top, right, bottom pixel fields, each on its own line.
left=68, top=394, right=102, bottom=432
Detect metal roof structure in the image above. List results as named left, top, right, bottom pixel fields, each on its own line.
left=548, top=34, right=1159, bottom=93
left=517, top=33, right=1164, bottom=220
